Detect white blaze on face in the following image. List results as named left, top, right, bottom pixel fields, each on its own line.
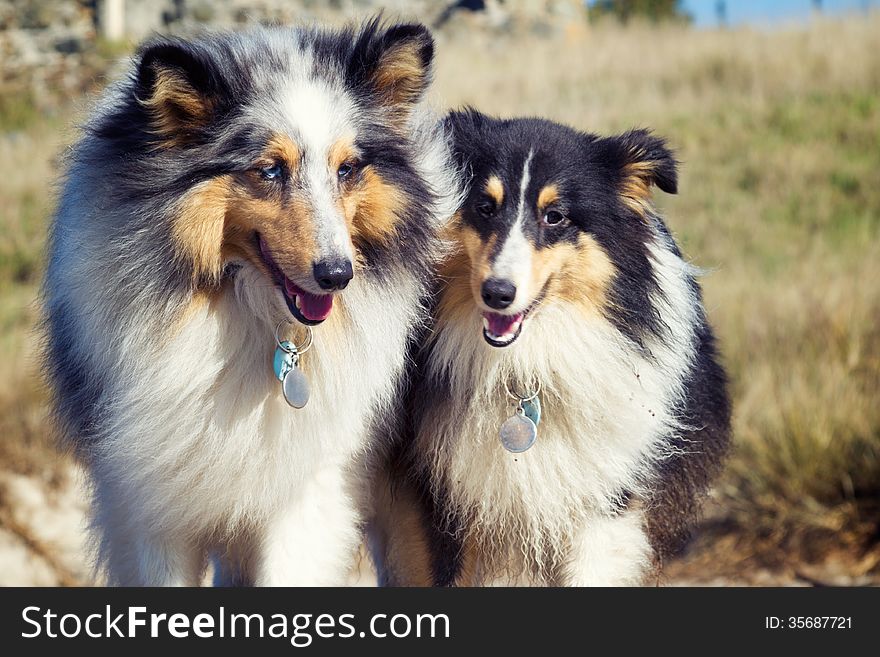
left=278, top=76, right=356, bottom=267
left=489, top=149, right=534, bottom=311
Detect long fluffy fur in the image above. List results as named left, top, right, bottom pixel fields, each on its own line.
left=42, top=20, right=462, bottom=586
left=372, top=112, right=731, bottom=586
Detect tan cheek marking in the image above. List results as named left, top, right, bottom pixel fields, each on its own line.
left=261, top=193, right=319, bottom=275
left=140, top=68, right=212, bottom=147
left=484, top=175, right=504, bottom=206
left=343, top=167, right=404, bottom=248
left=222, top=180, right=318, bottom=278
left=436, top=248, right=476, bottom=333
left=459, top=226, right=498, bottom=303
left=537, top=184, right=559, bottom=212
left=172, top=176, right=230, bottom=282
left=541, top=234, right=616, bottom=317
left=434, top=219, right=479, bottom=332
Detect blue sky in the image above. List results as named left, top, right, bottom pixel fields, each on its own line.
left=682, top=0, right=877, bottom=27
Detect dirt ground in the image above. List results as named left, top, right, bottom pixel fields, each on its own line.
left=2, top=465, right=876, bottom=587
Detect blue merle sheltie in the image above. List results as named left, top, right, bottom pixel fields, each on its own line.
left=41, top=19, right=461, bottom=585
left=371, top=110, right=731, bottom=586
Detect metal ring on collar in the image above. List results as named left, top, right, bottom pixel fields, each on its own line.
left=504, top=378, right=541, bottom=402
left=274, top=320, right=313, bottom=355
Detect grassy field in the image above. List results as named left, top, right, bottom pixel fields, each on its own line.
left=1, top=14, right=878, bottom=580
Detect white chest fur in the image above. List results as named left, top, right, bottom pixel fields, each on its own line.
left=420, top=242, right=699, bottom=567
left=93, top=266, right=420, bottom=539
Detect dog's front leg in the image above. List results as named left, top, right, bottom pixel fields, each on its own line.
left=99, top=525, right=204, bottom=586
left=253, top=464, right=362, bottom=586
left=559, top=510, right=653, bottom=587
left=93, top=483, right=205, bottom=586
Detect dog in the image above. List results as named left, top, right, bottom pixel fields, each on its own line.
left=371, top=110, right=731, bottom=586
left=41, top=19, right=461, bottom=586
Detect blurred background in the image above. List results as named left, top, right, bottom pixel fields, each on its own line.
left=0, top=0, right=878, bottom=586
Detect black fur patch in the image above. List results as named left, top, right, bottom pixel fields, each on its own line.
left=645, top=313, right=732, bottom=562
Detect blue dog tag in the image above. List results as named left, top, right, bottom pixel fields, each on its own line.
left=273, top=341, right=296, bottom=381
left=522, top=397, right=541, bottom=427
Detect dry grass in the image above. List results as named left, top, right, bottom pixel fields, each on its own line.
left=0, top=119, right=72, bottom=483
left=1, top=13, right=878, bottom=575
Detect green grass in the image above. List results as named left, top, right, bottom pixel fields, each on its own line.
left=0, top=88, right=41, bottom=133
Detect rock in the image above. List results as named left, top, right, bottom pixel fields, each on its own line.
left=0, top=0, right=589, bottom=129
left=53, top=36, right=84, bottom=54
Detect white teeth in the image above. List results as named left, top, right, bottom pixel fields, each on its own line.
left=482, top=318, right=525, bottom=344
left=483, top=328, right=515, bottom=343
left=294, top=295, right=302, bottom=310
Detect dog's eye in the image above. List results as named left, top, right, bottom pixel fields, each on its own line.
left=543, top=210, right=566, bottom=226
left=260, top=163, right=283, bottom=181
left=476, top=201, right=496, bottom=218
left=337, top=162, right=355, bottom=180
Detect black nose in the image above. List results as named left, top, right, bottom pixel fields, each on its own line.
left=313, top=259, right=353, bottom=291
left=481, top=278, right=516, bottom=310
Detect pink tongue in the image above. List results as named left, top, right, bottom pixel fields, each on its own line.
left=298, top=291, right=334, bottom=322
left=285, top=279, right=333, bottom=322
left=484, top=312, right=523, bottom=336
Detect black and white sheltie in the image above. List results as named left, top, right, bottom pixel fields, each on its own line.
left=42, top=20, right=460, bottom=585
left=372, top=110, right=731, bottom=586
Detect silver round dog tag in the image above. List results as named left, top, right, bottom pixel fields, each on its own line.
left=499, top=410, right=537, bottom=453
left=282, top=366, right=310, bottom=409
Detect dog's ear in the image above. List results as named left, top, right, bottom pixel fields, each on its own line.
left=615, top=129, right=678, bottom=192
left=349, top=20, right=434, bottom=124
left=444, top=108, right=488, bottom=171
left=136, top=39, right=226, bottom=144
left=597, top=129, right=678, bottom=214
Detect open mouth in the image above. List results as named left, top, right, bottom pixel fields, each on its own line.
left=257, top=235, right=333, bottom=326
left=482, top=311, right=526, bottom=347
left=481, top=288, right=547, bottom=348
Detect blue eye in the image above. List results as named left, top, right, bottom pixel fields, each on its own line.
left=260, top=163, right=283, bottom=180
left=337, top=163, right=354, bottom=180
